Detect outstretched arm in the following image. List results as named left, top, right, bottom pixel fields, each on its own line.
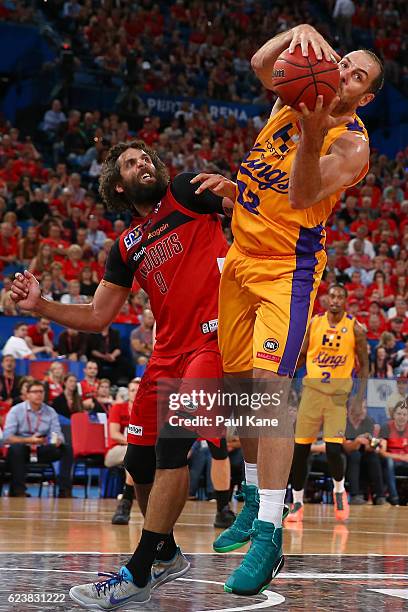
left=10, top=271, right=129, bottom=333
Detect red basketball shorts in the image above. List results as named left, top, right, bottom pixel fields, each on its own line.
left=127, top=340, right=223, bottom=446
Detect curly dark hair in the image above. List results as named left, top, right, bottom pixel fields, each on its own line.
left=99, top=140, right=169, bottom=212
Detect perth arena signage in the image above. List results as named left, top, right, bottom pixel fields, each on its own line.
left=139, top=93, right=267, bottom=125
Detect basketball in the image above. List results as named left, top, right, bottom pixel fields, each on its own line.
left=271, top=47, right=340, bottom=112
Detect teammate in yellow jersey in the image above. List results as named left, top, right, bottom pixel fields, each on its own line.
left=192, top=23, right=383, bottom=596
left=287, top=284, right=369, bottom=523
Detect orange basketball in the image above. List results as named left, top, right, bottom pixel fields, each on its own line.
left=271, top=47, right=340, bottom=112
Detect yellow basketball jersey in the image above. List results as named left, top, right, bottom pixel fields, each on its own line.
left=232, top=105, right=369, bottom=257
left=304, top=312, right=356, bottom=395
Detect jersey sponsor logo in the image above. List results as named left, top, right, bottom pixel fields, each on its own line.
left=139, top=233, right=183, bottom=279
left=256, top=351, right=281, bottom=363
left=201, top=319, right=218, bottom=334
left=124, top=227, right=143, bottom=250
left=133, top=246, right=146, bottom=262
left=128, top=424, right=143, bottom=436
left=263, top=338, right=279, bottom=353
left=147, top=223, right=169, bottom=239
left=322, top=332, right=341, bottom=349
left=312, top=351, right=347, bottom=369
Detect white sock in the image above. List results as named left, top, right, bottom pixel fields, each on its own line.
left=244, top=462, right=258, bottom=487
left=258, top=489, right=286, bottom=526
left=293, top=489, right=304, bottom=505
left=333, top=478, right=345, bottom=493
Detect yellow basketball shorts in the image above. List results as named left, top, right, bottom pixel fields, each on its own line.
left=219, top=241, right=326, bottom=375
left=295, top=385, right=348, bottom=444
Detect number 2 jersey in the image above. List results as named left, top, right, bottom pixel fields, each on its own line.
left=304, top=311, right=356, bottom=395
left=104, top=173, right=229, bottom=356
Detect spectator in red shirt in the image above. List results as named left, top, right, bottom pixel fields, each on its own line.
left=138, top=117, right=159, bottom=146
left=367, top=270, right=395, bottom=309
left=366, top=313, right=386, bottom=341
left=41, top=223, right=70, bottom=260
left=44, top=361, right=66, bottom=404
left=360, top=173, right=382, bottom=207
left=0, top=222, right=18, bottom=272
left=62, top=244, right=85, bottom=281
left=27, top=318, right=55, bottom=357
left=78, top=360, right=99, bottom=411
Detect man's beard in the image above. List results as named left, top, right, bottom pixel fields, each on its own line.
left=122, top=166, right=169, bottom=209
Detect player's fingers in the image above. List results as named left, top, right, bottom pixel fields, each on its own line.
left=311, top=39, right=322, bottom=60
left=300, top=36, right=309, bottom=57
left=298, top=102, right=310, bottom=116
left=10, top=286, right=27, bottom=299
left=327, top=46, right=341, bottom=62
left=315, top=95, right=324, bottom=112
left=194, top=177, right=220, bottom=194
left=288, top=36, right=300, bottom=54
left=190, top=173, right=212, bottom=184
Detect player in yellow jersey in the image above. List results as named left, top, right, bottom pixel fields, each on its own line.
left=287, top=284, right=369, bottom=523
left=192, top=23, right=383, bottom=596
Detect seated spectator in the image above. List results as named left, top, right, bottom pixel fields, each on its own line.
left=40, top=99, right=67, bottom=135
left=114, top=301, right=140, bottom=324
left=386, top=376, right=408, bottom=417
left=86, top=214, right=107, bottom=254
left=343, top=398, right=385, bottom=505
left=3, top=380, right=71, bottom=497
left=366, top=270, right=395, bottom=310
left=62, top=244, right=85, bottom=281
left=53, top=374, right=83, bottom=420
left=49, top=262, right=68, bottom=300
left=387, top=296, right=408, bottom=320
left=2, top=322, right=35, bottom=359
left=39, top=272, right=54, bottom=302
left=95, top=378, right=114, bottom=414
left=60, top=279, right=89, bottom=304
left=19, top=226, right=40, bottom=267
left=105, top=378, right=140, bottom=469
left=28, top=242, right=54, bottom=279
left=380, top=400, right=408, bottom=505
left=57, top=327, right=88, bottom=361
left=0, top=221, right=19, bottom=272
left=0, top=355, right=21, bottom=425
left=130, top=309, right=154, bottom=365
left=370, top=346, right=393, bottom=378
left=44, top=361, right=65, bottom=405
left=78, top=360, right=99, bottom=411
left=393, top=340, right=408, bottom=377
left=87, top=325, right=133, bottom=385
left=12, top=376, right=34, bottom=406
left=79, top=266, right=98, bottom=297
left=27, top=317, right=55, bottom=357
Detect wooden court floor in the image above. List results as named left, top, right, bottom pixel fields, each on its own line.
left=0, top=497, right=406, bottom=610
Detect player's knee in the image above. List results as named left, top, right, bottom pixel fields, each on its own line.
left=155, top=423, right=196, bottom=469
left=124, top=444, right=156, bottom=484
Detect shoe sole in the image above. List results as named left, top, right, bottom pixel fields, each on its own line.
left=213, top=538, right=250, bottom=553
left=223, top=555, right=285, bottom=596
left=111, top=519, right=130, bottom=525
left=151, top=559, right=191, bottom=591
left=69, top=589, right=151, bottom=609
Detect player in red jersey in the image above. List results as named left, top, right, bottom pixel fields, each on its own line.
left=11, top=140, right=235, bottom=609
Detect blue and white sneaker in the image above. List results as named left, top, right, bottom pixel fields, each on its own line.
left=69, top=566, right=151, bottom=610
left=151, top=547, right=190, bottom=590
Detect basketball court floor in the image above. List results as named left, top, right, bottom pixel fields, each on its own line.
left=0, top=498, right=406, bottom=610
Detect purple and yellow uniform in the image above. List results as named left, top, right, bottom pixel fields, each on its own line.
left=219, top=105, right=368, bottom=375
left=296, top=312, right=356, bottom=444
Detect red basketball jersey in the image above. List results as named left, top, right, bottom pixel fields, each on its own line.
left=104, top=173, right=229, bottom=356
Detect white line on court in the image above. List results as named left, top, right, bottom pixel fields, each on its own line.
left=0, top=551, right=407, bottom=557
